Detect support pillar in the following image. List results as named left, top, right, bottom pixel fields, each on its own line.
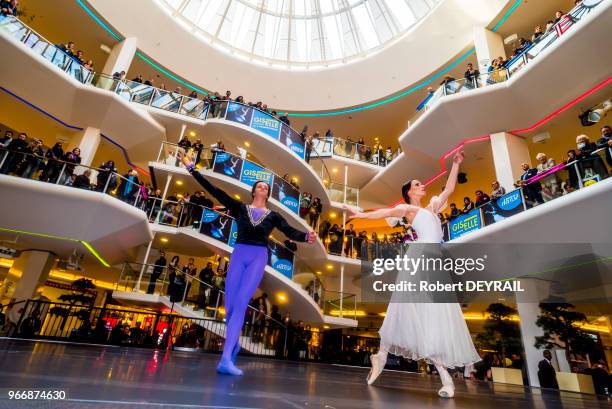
left=7, top=250, right=55, bottom=322
left=102, top=37, right=138, bottom=76
left=490, top=132, right=531, bottom=193
left=516, top=278, right=552, bottom=388
left=473, top=27, right=507, bottom=74
left=68, top=127, right=101, bottom=167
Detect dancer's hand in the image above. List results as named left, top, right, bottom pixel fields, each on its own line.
left=178, top=148, right=194, bottom=168
left=307, top=231, right=316, bottom=244
left=343, top=204, right=362, bottom=219
left=452, top=151, right=464, bottom=165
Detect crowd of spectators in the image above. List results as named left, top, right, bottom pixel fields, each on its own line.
left=56, top=40, right=95, bottom=71
left=316, top=220, right=417, bottom=260
left=0, top=129, right=149, bottom=203
left=438, top=126, right=611, bottom=227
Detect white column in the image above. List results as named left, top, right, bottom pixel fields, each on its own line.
left=178, top=124, right=187, bottom=142
left=515, top=279, right=552, bottom=388
left=102, top=37, right=138, bottom=76
left=68, top=127, right=101, bottom=167
left=7, top=251, right=55, bottom=322
left=490, top=132, right=531, bottom=193
left=473, top=27, right=507, bottom=74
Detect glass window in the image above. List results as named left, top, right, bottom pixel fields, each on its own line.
left=157, top=0, right=441, bottom=68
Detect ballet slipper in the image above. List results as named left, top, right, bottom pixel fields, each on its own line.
left=366, top=352, right=386, bottom=385
left=231, top=343, right=241, bottom=364
left=216, top=358, right=244, bottom=376
left=436, top=366, right=455, bottom=398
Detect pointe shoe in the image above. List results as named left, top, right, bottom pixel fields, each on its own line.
left=438, top=385, right=455, bottom=398
left=231, top=343, right=241, bottom=364
left=216, top=358, right=244, bottom=376
left=437, top=369, right=455, bottom=398
left=366, top=352, right=386, bottom=385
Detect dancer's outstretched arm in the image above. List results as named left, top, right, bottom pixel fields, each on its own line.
left=432, top=151, right=464, bottom=211
left=274, top=213, right=316, bottom=243
left=179, top=149, right=241, bottom=215
left=344, top=204, right=417, bottom=220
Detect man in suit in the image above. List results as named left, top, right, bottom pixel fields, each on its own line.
left=517, top=163, right=544, bottom=206
left=538, top=349, right=559, bottom=389
left=147, top=251, right=167, bottom=294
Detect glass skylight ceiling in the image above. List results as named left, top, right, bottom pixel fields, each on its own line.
left=157, top=0, right=441, bottom=68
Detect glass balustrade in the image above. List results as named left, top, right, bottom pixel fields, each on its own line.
left=311, top=136, right=398, bottom=167
left=0, top=15, right=94, bottom=84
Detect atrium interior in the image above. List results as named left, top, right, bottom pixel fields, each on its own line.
left=0, top=0, right=611, bottom=408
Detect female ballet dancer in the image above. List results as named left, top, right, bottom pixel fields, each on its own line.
left=179, top=150, right=316, bottom=376
left=346, top=151, right=480, bottom=398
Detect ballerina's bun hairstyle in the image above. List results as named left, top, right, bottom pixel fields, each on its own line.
left=401, top=180, right=414, bottom=204
left=251, top=180, right=271, bottom=199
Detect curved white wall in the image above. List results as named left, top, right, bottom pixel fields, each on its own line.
left=85, top=0, right=509, bottom=111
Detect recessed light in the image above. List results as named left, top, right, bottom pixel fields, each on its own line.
left=234, top=194, right=240, bottom=199
left=316, top=271, right=322, bottom=275
left=189, top=131, right=196, bottom=137
left=160, top=237, right=169, bottom=243
left=244, top=141, right=250, bottom=147
left=176, top=180, right=183, bottom=185
left=326, top=264, right=333, bottom=270
left=332, top=168, right=338, bottom=173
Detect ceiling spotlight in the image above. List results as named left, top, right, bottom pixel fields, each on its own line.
left=189, top=131, right=196, bottom=137
left=244, top=141, right=250, bottom=147
left=160, top=237, right=169, bottom=243
left=176, top=180, right=183, bottom=185
left=580, top=99, right=612, bottom=126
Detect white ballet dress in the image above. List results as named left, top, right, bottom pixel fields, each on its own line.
left=378, top=208, right=480, bottom=368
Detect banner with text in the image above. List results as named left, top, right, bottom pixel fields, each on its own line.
left=449, top=208, right=482, bottom=240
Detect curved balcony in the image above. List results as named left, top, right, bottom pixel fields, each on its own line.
left=106, top=79, right=342, bottom=204
left=0, top=16, right=166, bottom=166
left=0, top=15, right=345, bottom=203
left=407, top=1, right=606, bottom=129
left=0, top=150, right=153, bottom=265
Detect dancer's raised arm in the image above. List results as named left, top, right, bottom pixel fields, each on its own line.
left=178, top=149, right=241, bottom=215
left=432, top=151, right=464, bottom=212
left=344, top=204, right=416, bottom=220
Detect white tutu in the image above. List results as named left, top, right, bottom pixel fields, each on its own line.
left=378, top=208, right=480, bottom=368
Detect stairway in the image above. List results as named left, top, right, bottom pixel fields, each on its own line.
left=112, top=290, right=276, bottom=356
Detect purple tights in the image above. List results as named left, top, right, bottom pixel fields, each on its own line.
left=221, top=243, right=268, bottom=362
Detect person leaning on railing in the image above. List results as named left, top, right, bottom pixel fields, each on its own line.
left=0, top=0, right=18, bottom=16
left=575, top=134, right=608, bottom=181
left=18, top=139, right=44, bottom=179
left=464, top=63, right=480, bottom=89
left=0, top=131, right=27, bottom=175
left=596, top=125, right=612, bottom=168
left=39, top=142, right=64, bottom=182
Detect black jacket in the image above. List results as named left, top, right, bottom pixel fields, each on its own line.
left=188, top=167, right=308, bottom=247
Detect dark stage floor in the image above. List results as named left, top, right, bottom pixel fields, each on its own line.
left=0, top=339, right=608, bottom=409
